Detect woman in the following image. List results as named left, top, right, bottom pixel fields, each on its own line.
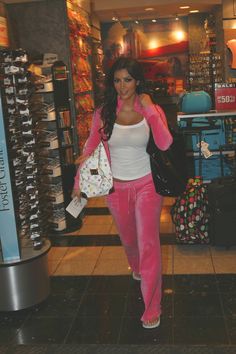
left=72, top=57, right=173, bottom=329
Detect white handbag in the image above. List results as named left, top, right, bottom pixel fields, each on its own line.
left=79, top=141, right=113, bottom=198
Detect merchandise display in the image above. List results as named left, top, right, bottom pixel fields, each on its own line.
left=177, top=111, right=236, bottom=182
left=66, top=0, right=94, bottom=153
left=187, top=53, right=223, bottom=99
left=180, top=90, right=212, bottom=114
left=0, top=49, right=45, bottom=250
left=31, top=60, right=80, bottom=232
left=0, top=59, right=51, bottom=310
left=91, top=39, right=105, bottom=106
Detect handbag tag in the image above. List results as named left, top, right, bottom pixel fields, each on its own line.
left=90, top=168, right=99, bottom=175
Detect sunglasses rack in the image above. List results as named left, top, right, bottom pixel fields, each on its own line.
left=0, top=49, right=48, bottom=255
left=0, top=49, right=82, bottom=256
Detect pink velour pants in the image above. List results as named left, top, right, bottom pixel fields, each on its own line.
left=106, top=173, right=163, bottom=322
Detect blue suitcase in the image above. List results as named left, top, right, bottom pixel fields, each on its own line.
left=181, top=91, right=212, bottom=114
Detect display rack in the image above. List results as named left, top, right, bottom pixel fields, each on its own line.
left=0, top=49, right=46, bottom=251
left=0, top=48, right=50, bottom=311
left=66, top=0, right=94, bottom=153
left=32, top=60, right=81, bottom=232
left=177, top=111, right=236, bottom=182
left=187, top=53, right=223, bottom=100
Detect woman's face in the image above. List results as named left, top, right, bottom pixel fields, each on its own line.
left=113, top=69, right=138, bottom=101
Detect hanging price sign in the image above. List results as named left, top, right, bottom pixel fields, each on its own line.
left=215, top=83, right=236, bottom=110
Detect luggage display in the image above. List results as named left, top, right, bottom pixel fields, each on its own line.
left=181, top=91, right=212, bottom=114
left=171, top=177, right=210, bottom=244
left=176, top=111, right=236, bottom=246
left=208, top=177, right=236, bottom=246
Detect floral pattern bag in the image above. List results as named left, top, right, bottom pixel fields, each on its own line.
left=79, top=142, right=113, bottom=198
left=171, top=177, right=210, bottom=244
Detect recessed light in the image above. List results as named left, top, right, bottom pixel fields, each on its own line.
left=145, top=7, right=154, bottom=11
left=190, top=10, right=199, bottom=13
left=180, top=6, right=190, bottom=9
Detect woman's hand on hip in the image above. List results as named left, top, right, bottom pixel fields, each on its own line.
left=139, top=93, right=153, bottom=108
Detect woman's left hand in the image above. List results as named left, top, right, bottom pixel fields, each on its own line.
left=139, top=93, right=153, bottom=108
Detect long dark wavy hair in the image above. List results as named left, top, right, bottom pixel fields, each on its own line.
left=100, top=57, right=147, bottom=140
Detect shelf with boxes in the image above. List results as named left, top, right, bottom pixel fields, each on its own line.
left=177, top=111, right=236, bottom=182
left=31, top=60, right=81, bottom=232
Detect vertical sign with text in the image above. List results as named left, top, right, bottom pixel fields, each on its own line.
left=0, top=96, right=20, bottom=262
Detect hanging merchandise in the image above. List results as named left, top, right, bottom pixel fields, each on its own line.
left=66, top=0, right=94, bottom=153
left=171, top=177, right=210, bottom=244
left=0, top=48, right=46, bottom=250
left=187, top=53, right=223, bottom=99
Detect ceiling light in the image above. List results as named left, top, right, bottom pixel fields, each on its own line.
left=190, top=10, right=199, bottom=13
left=152, top=19, right=157, bottom=23
left=135, top=20, right=139, bottom=24
left=145, top=7, right=154, bottom=11
left=180, top=6, right=190, bottom=9
left=175, top=14, right=179, bottom=20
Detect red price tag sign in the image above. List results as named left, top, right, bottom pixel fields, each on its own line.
left=215, top=84, right=236, bottom=110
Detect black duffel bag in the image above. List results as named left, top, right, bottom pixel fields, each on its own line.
left=147, top=128, right=188, bottom=197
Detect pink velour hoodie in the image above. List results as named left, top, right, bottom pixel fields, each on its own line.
left=74, top=95, right=173, bottom=190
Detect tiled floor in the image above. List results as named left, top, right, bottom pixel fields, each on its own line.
left=1, top=196, right=236, bottom=347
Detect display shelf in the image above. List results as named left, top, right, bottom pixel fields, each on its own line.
left=177, top=111, right=236, bottom=181
left=66, top=0, right=94, bottom=153
left=187, top=53, right=223, bottom=101
left=0, top=48, right=48, bottom=253
left=31, top=60, right=81, bottom=233
left=0, top=48, right=51, bottom=311
left=177, top=110, right=236, bottom=120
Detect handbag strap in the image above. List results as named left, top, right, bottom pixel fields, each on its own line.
left=97, top=142, right=112, bottom=181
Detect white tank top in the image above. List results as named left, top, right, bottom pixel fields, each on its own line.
left=108, top=118, right=151, bottom=180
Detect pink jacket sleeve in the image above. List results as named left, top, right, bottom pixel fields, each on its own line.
left=142, top=103, right=173, bottom=151
left=73, top=109, right=102, bottom=190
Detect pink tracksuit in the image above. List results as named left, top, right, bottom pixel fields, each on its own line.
left=74, top=95, right=173, bottom=323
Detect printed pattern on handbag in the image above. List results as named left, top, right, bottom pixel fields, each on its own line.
left=79, top=142, right=113, bottom=198
left=171, top=177, right=210, bottom=244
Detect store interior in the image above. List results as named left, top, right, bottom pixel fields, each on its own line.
left=0, top=0, right=236, bottom=351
